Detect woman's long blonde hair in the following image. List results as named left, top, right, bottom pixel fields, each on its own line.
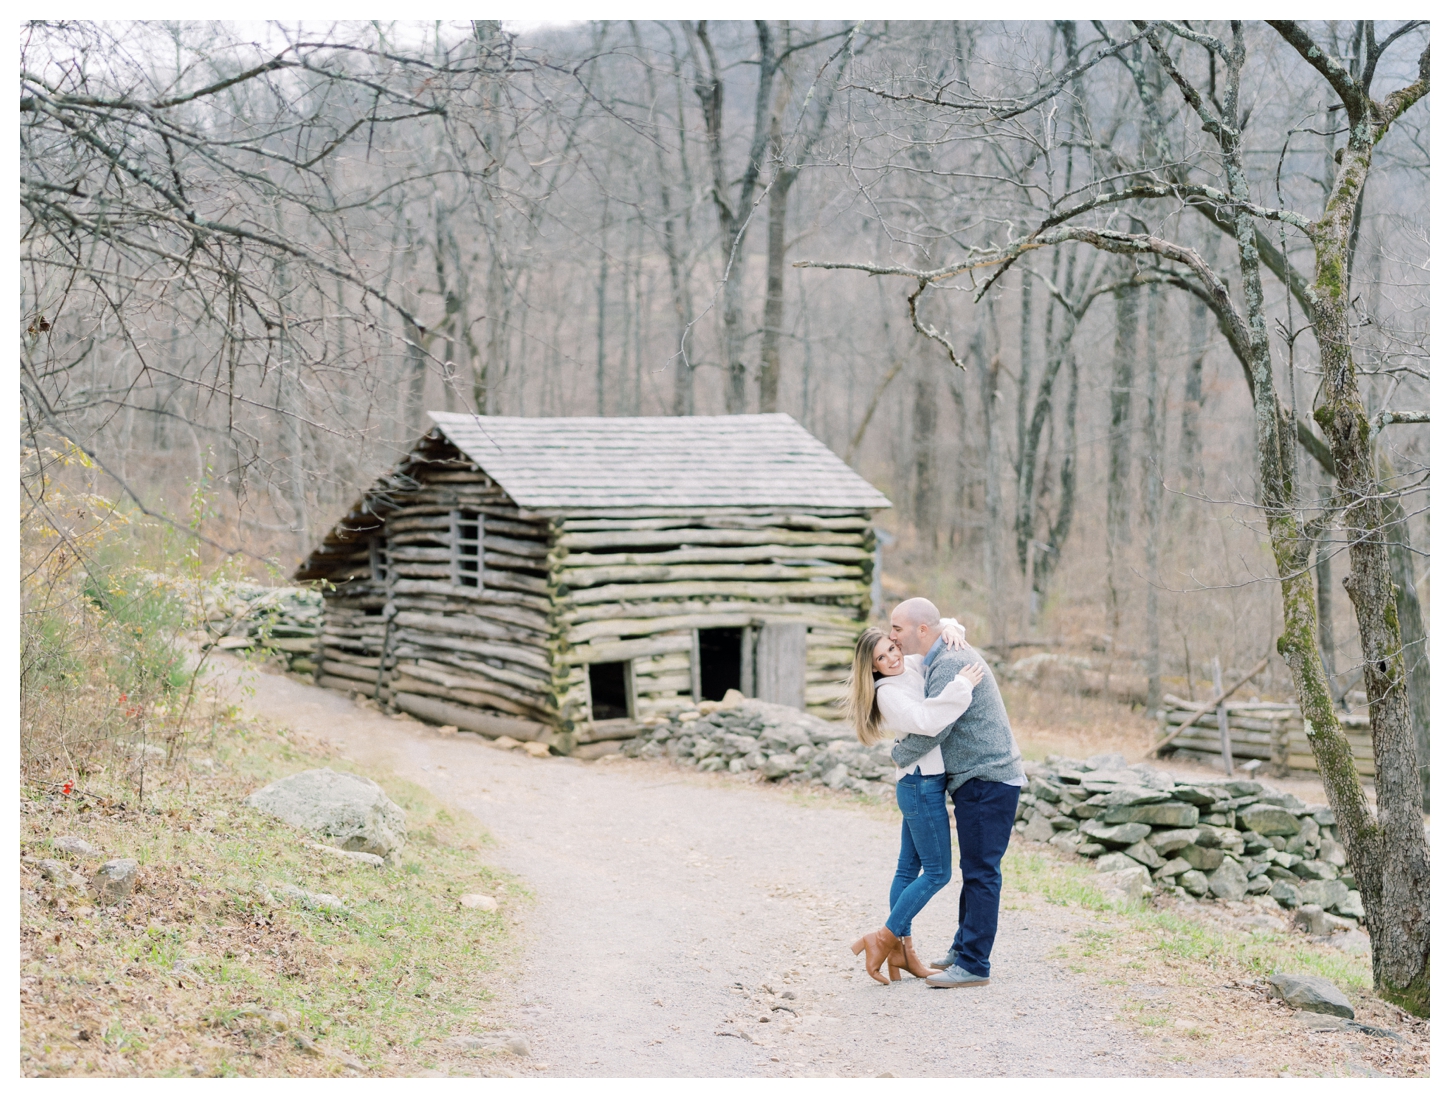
left=843, top=627, right=889, bottom=745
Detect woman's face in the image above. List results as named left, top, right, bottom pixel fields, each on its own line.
left=872, top=636, right=905, bottom=677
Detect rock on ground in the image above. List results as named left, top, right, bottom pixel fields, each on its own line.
left=91, top=858, right=138, bottom=905
left=51, top=835, right=101, bottom=857
left=245, top=767, right=407, bottom=856
left=1268, top=973, right=1355, bottom=1018
left=1098, top=865, right=1153, bottom=904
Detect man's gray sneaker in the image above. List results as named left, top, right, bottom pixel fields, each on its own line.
left=932, top=951, right=958, bottom=970
left=925, top=964, right=990, bottom=989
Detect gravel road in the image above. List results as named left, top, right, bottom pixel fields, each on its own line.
left=217, top=660, right=1175, bottom=1077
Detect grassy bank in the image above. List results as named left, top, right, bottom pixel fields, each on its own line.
left=20, top=701, right=527, bottom=1077
left=1000, top=845, right=1427, bottom=1077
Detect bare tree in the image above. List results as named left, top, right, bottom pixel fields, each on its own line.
left=801, top=18, right=1430, bottom=1013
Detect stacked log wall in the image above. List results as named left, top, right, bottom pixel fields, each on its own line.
left=379, top=442, right=556, bottom=742
left=550, top=510, right=873, bottom=728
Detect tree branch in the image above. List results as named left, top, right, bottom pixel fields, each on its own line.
left=1267, top=20, right=1368, bottom=118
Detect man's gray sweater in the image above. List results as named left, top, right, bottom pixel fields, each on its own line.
left=890, top=642, right=1025, bottom=794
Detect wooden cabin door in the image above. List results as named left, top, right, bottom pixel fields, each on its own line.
left=752, top=623, right=807, bottom=709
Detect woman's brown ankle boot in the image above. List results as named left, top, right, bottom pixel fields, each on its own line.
left=898, top=935, right=942, bottom=978
left=850, top=926, right=902, bottom=985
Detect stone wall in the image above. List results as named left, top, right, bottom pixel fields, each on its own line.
left=617, top=702, right=1362, bottom=927
left=616, top=691, right=896, bottom=794
left=1017, top=752, right=1362, bottom=921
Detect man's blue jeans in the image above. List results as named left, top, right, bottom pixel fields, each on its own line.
left=948, top=778, right=1020, bottom=978
left=885, top=771, right=952, bottom=938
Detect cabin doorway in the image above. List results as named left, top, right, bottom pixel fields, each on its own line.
left=697, top=627, right=744, bottom=702
left=587, top=661, right=633, bottom=720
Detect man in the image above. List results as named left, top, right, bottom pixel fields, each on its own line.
left=889, top=597, right=1024, bottom=988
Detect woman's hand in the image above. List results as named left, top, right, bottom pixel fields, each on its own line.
left=941, top=618, right=969, bottom=651
left=957, top=661, right=985, bottom=687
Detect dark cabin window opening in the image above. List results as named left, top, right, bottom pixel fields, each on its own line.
left=588, top=662, right=631, bottom=721
left=698, top=627, right=744, bottom=702
left=452, top=510, right=483, bottom=588
left=368, top=536, right=390, bottom=584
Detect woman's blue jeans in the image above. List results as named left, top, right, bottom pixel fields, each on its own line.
left=886, top=770, right=953, bottom=938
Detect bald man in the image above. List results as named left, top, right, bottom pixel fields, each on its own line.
left=888, top=598, right=1024, bottom=988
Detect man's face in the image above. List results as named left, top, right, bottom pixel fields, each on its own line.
left=889, top=605, right=929, bottom=655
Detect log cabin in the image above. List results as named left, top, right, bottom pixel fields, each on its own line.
left=294, top=413, right=891, bottom=753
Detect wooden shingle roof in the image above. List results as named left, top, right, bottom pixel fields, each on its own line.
left=429, top=412, right=892, bottom=511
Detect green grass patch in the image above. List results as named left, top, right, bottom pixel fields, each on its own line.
left=1002, top=841, right=1372, bottom=992
left=21, top=706, right=524, bottom=1077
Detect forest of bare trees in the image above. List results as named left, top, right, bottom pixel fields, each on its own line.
left=20, top=20, right=1429, bottom=1011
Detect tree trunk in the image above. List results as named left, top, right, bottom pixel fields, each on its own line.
left=1293, top=60, right=1430, bottom=1016
left=1377, top=450, right=1430, bottom=812
left=1247, top=22, right=1430, bottom=1015
left=1315, top=534, right=1339, bottom=691
left=1175, top=275, right=1209, bottom=520
left=971, top=334, right=1005, bottom=649
left=946, top=371, right=969, bottom=550
left=759, top=115, right=789, bottom=414
left=911, top=364, right=938, bottom=550
left=1013, top=265, right=1033, bottom=484
left=1140, top=286, right=1165, bottom=713
left=596, top=198, right=610, bottom=416
left=1031, top=348, right=1078, bottom=624
left=1105, top=277, right=1138, bottom=639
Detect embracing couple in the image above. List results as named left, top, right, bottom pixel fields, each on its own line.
left=844, top=598, right=1024, bottom=989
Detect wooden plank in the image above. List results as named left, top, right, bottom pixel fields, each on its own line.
left=398, top=659, right=552, bottom=706
left=559, top=514, right=871, bottom=532
left=568, top=579, right=867, bottom=606
left=319, top=660, right=379, bottom=684
left=317, top=673, right=374, bottom=695
left=557, top=562, right=863, bottom=588
left=391, top=674, right=552, bottom=721
left=575, top=717, right=643, bottom=744
left=634, top=673, right=693, bottom=694
left=390, top=546, right=452, bottom=563
left=392, top=692, right=552, bottom=742
left=391, top=612, right=551, bottom=668
left=321, top=647, right=381, bottom=668
left=561, top=599, right=863, bottom=630
left=392, top=578, right=551, bottom=613
left=395, top=629, right=550, bottom=667
left=392, top=600, right=550, bottom=633
left=568, top=609, right=862, bottom=645
left=754, top=622, right=807, bottom=708
left=557, top=528, right=865, bottom=551
left=556, top=544, right=871, bottom=567
left=563, top=634, right=695, bottom=665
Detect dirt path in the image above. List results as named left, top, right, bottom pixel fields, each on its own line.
left=211, top=659, right=1189, bottom=1077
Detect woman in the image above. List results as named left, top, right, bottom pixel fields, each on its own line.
left=844, top=624, right=983, bottom=984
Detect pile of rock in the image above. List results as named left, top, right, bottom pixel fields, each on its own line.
left=616, top=691, right=895, bottom=795
left=196, top=582, right=322, bottom=673
left=1018, top=752, right=1362, bottom=920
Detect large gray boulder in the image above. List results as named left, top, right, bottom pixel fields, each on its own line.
left=1207, top=858, right=1249, bottom=902
left=1098, top=864, right=1153, bottom=905
left=92, top=858, right=139, bottom=905
left=1148, top=828, right=1202, bottom=854
left=1022, top=813, right=1058, bottom=844
left=245, top=768, right=407, bottom=856
left=1268, top=973, right=1355, bottom=1018
left=1079, top=820, right=1152, bottom=847
left=1178, top=844, right=1225, bottom=872
left=1238, top=803, right=1301, bottom=837
left=1100, top=802, right=1198, bottom=827
left=1298, top=879, right=1350, bottom=911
